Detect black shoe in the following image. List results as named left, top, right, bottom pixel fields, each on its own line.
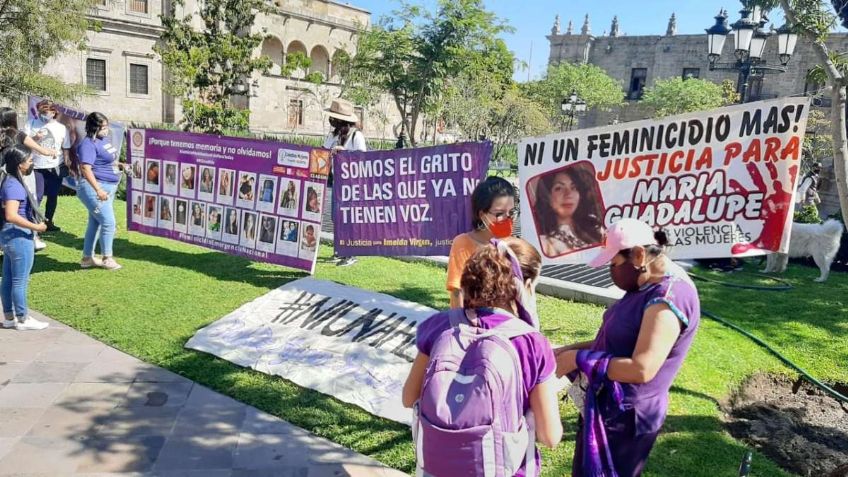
left=45, top=221, right=60, bottom=232
left=337, top=257, right=358, bottom=267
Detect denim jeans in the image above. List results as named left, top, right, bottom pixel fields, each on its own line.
left=35, top=168, right=62, bottom=221
left=0, top=225, right=35, bottom=319
left=77, top=180, right=118, bottom=257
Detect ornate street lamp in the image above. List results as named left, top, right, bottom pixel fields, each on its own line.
left=705, top=7, right=798, bottom=103
left=561, top=90, right=586, bottom=131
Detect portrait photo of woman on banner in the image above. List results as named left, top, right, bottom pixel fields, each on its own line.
left=528, top=163, right=606, bottom=258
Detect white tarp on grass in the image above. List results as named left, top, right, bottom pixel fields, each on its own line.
left=185, top=277, right=437, bottom=424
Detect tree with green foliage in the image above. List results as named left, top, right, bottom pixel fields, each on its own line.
left=0, top=0, right=93, bottom=102
left=641, top=77, right=739, bottom=118
left=156, top=0, right=272, bottom=134
left=488, top=88, right=552, bottom=166
left=345, top=0, right=511, bottom=146
left=523, top=62, right=624, bottom=127
left=747, top=0, right=848, bottom=225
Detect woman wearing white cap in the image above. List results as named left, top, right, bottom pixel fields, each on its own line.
left=554, top=218, right=701, bottom=477
left=324, top=98, right=366, bottom=267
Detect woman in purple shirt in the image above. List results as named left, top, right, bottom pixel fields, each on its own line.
left=0, top=145, right=49, bottom=331
left=403, top=237, right=562, bottom=476
left=555, top=218, right=700, bottom=477
left=74, top=112, right=126, bottom=270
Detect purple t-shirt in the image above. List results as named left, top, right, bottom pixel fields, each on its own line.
left=591, top=268, right=700, bottom=436
left=1, top=176, right=31, bottom=222
left=77, top=137, right=119, bottom=183
left=416, top=308, right=556, bottom=476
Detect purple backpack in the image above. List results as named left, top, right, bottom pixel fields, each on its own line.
left=413, top=309, right=539, bottom=477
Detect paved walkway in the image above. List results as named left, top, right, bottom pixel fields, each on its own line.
left=0, top=313, right=407, bottom=477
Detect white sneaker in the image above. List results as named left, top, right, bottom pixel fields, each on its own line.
left=34, top=238, right=47, bottom=251
left=14, top=316, right=49, bottom=331
left=101, top=257, right=122, bottom=270
left=80, top=257, right=103, bottom=269
left=2, top=319, right=16, bottom=329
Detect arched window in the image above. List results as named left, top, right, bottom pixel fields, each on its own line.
left=285, top=41, right=308, bottom=79
left=330, top=49, right=350, bottom=83
left=260, top=36, right=284, bottom=76
left=309, top=45, right=330, bottom=81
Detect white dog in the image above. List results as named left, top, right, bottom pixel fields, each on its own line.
left=762, top=219, right=844, bottom=282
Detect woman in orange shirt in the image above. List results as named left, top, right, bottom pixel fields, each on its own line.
left=447, top=176, right=517, bottom=308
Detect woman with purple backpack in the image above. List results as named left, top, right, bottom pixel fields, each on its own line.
left=555, top=218, right=701, bottom=477
left=403, top=237, right=562, bottom=477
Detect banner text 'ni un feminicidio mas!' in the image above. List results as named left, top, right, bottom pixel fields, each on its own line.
left=518, top=97, right=810, bottom=264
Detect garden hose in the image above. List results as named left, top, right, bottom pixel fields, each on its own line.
left=690, top=272, right=848, bottom=404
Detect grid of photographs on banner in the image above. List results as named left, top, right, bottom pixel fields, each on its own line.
left=127, top=139, right=321, bottom=266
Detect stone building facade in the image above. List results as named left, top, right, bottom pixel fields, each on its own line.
left=547, top=12, right=846, bottom=216
left=40, top=0, right=405, bottom=141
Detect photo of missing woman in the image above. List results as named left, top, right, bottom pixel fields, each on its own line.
left=222, top=207, right=240, bottom=244
left=164, top=162, right=178, bottom=195
left=207, top=206, right=222, bottom=240
left=174, top=199, right=188, bottom=226
left=237, top=172, right=256, bottom=209
left=276, top=219, right=299, bottom=257
left=257, top=215, right=277, bottom=253
left=298, top=223, right=318, bottom=260
left=145, top=160, right=160, bottom=193
left=528, top=162, right=606, bottom=258
left=143, top=194, right=157, bottom=227
left=180, top=164, right=196, bottom=198
left=198, top=166, right=216, bottom=202
left=256, top=175, right=277, bottom=213
left=189, top=201, right=206, bottom=237
left=132, top=160, right=143, bottom=180
left=131, top=193, right=143, bottom=222
left=301, top=181, right=323, bottom=223
left=240, top=211, right=257, bottom=248
left=217, top=169, right=235, bottom=205
left=277, top=179, right=300, bottom=218
left=158, top=196, right=173, bottom=230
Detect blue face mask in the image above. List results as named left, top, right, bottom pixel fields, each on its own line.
left=39, top=113, right=51, bottom=122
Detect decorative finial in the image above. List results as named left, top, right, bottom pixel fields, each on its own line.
left=552, top=14, right=561, bottom=35
left=610, top=15, right=620, bottom=37
left=666, top=12, right=677, bottom=36
left=581, top=14, right=591, bottom=36
left=566, top=19, right=573, bottom=35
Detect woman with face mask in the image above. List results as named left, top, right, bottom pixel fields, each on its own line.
left=323, top=98, right=366, bottom=267
left=0, top=145, right=49, bottom=330
left=24, top=100, right=71, bottom=236
left=554, top=218, right=701, bottom=477
left=446, top=176, right=517, bottom=309
left=75, top=112, right=126, bottom=270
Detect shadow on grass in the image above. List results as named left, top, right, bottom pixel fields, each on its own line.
left=41, top=230, right=307, bottom=289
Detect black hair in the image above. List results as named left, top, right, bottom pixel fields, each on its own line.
left=330, top=117, right=356, bottom=146
left=0, top=107, right=20, bottom=150
left=534, top=166, right=605, bottom=244
left=470, top=176, right=516, bottom=229
left=619, top=230, right=670, bottom=259
left=84, top=112, right=108, bottom=138
left=1, top=144, right=45, bottom=223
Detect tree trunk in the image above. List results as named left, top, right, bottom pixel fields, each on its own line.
left=832, top=84, right=848, bottom=225
left=780, top=0, right=848, bottom=225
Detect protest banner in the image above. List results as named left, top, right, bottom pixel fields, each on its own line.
left=126, top=129, right=327, bottom=274
left=186, top=277, right=436, bottom=425
left=519, top=98, right=810, bottom=264
left=27, top=96, right=126, bottom=189
left=332, top=142, right=492, bottom=256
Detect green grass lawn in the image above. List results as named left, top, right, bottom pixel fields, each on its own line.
left=27, top=197, right=848, bottom=476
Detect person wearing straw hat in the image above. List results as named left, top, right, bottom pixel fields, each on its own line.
left=554, top=218, right=701, bottom=477
left=323, top=98, right=366, bottom=267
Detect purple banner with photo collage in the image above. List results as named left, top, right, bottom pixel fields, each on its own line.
left=333, top=142, right=492, bottom=256
left=126, top=129, right=328, bottom=274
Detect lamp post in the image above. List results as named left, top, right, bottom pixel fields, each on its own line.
left=705, top=7, right=798, bottom=103
left=561, top=90, right=587, bottom=131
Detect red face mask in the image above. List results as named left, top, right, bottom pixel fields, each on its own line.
left=486, top=216, right=514, bottom=238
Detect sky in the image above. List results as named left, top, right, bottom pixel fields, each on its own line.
left=346, top=0, right=789, bottom=81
